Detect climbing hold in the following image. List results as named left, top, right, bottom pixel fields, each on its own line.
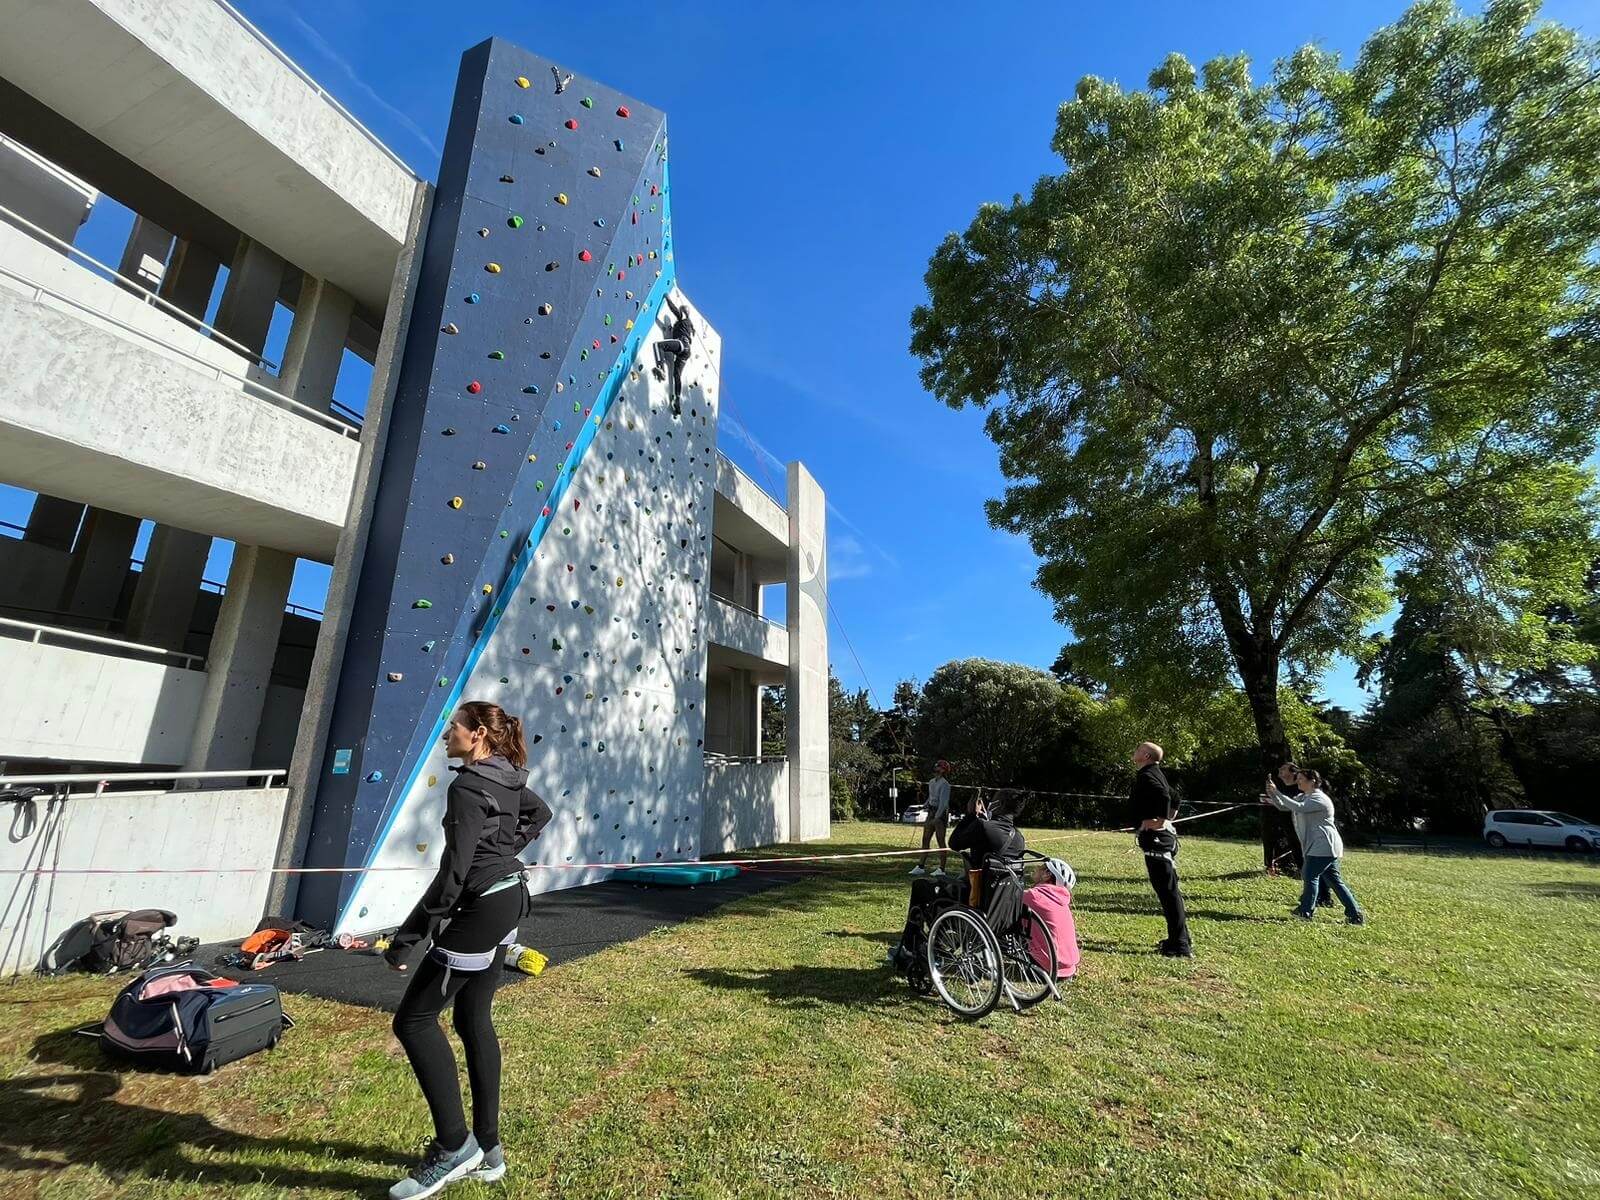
left=537, top=303, right=553, bottom=316
left=441, top=322, right=459, bottom=335
left=541, top=506, right=552, bottom=517
left=545, top=261, right=560, bottom=271
left=488, top=350, right=505, bottom=360
left=442, top=427, right=456, bottom=436
left=500, top=174, right=515, bottom=183
left=472, top=460, right=486, bottom=470
left=485, top=262, right=502, bottom=273
left=449, top=497, right=463, bottom=509
left=565, top=119, right=579, bottom=130
left=581, top=96, right=594, bottom=108
left=555, top=192, right=569, bottom=205
left=579, top=249, right=593, bottom=262
left=482, top=584, right=494, bottom=595
left=614, top=138, right=624, bottom=151
left=412, top=599, right=433, bottom=609
left=441, top=553, right=454, bottom=565
left=477, top=227, right=490, bottom=238
left=594, top=217, right=606, bottom=228
left=509, top=114, right=524, bottom=124
left=366, top=771, right=384, bottom=783
left=422, top=640, right=436, bottom=652
left=617, top=105, right=631, bottom=117
left=588, top=167, right=602, bottom=178
left=515, top=75, right=530, bottom=88
left=492, top=423, right=511, bottom=434
left=535, top=481, right=544, bottom=491
left=522, top=385, right=539, bottom=395
left=508, top=214, right=524, bottom=228
left=467, top=380, right=482, bottom=394
left=466, top=292, right=480, bottom=303
left=552, top=637, right=563, bottom=650
left=387, top=672, right=403, bottom=682
left=438, top=677, right=449, bottom=687
left=617, top=269, right=626, bottom=281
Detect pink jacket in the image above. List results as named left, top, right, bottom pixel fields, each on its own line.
left=1022, top=883, right=1079, bottom=979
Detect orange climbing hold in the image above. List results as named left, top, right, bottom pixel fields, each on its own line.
left=617, top=105, right=630, bottom=118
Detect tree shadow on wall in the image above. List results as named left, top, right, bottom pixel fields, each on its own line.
left=0, top=1028, right=411, bottom=1192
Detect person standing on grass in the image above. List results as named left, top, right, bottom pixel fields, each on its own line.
left=1262, top=768, right=1366, bottom=925
left=911, top=759, right=953, bottom=877
left=1265, top=762, right=1333, bottom=908
left=384, top=701, right=552, bottom=1199
left=1130, top=741, right=1191, bottom=958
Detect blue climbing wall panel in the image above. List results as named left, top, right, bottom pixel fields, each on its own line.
left=300, top=39, right=716, bottom=931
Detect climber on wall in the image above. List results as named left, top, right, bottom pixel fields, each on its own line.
left=653, top=296, right=695, bottom=416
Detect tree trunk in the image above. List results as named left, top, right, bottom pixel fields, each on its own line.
left=1237, top=652, right=1304, bottom=875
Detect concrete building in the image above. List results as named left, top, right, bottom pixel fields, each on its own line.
left=0, top=3, right=828, bottom=967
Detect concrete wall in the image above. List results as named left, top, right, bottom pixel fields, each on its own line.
left=706, top=595, right=789, bottom=670
left=0, top=637, right=204, bottom=764
left=0, top=0, right=414, bottom=312
left=0, top=131, right=96, bottom=244
left=787, top=462, right=830, bottom=841
left=0, top=537, right=72, bottom=616
left=0, top=786, right=287, bottom=975
left=701, top=760, right=788, bottom=855
left=0, top=264, right=358, bottom=560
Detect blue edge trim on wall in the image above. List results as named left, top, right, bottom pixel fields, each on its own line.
left=335, top=161, right=678, bottom=931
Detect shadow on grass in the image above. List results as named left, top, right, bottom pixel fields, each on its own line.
left=1070, top=898, right=1289, bottom=924
left=1528, top=880, right=1600, bottom=900
left=1078, top=939, right=1160, bottom=957
left=0, top=1027, right=409, bottom=1192
left=686, top=963, right=926, bottom=1014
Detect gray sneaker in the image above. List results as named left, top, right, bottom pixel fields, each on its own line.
left=390, top=1135, right=483, bottom=1200
left=471, top=1143, right=507, bottom=1183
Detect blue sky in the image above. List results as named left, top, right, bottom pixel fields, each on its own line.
left=9, top=1, right=1593, bottom=711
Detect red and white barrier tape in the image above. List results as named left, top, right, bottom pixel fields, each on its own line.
left=0, top=803, right=1253, bottom=876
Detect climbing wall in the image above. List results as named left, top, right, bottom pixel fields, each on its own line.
left=301, top=38, right=720, bottom=933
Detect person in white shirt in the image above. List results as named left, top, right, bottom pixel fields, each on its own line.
left=911, top=760, right=953, bottom=877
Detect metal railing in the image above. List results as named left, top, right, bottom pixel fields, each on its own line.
left=703, top=753, right=787, bottom=766
left=0, top=262, right=359, bottom=439
left=124, top=559, right=323, bottom=619
left=711, top=591, right=786, bottom=631
left=212, top=1, right=423, bottom=180
left=0, top=768, right=285, bottom=795
left=716, top=450, right=787, bottom=512
left=0, top=201, right=277, bottom=370
left=0, top=616, right=203, bottom=670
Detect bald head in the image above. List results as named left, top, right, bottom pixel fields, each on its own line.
left=1133, top=741, right=1164, bottom=766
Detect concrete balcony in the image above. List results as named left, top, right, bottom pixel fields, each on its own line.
left=0, top=618, right=305, bottom=766
left=0, top=219, right=360, bottom=560
left=0, top=0, right=417, bottom=313
left=705, top=594, right=788, bottom=679
left=713, top=452, right=788, bottom=569
left=701, top=757, right=789, bottom=853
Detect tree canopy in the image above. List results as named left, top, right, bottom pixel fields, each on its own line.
left=910, top=0, right=1600, bottom=847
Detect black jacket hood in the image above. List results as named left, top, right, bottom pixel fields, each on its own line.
left=456, top=754, right=527, bottom=791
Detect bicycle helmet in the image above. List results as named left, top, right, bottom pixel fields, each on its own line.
left=1044, top=858, right=1076, bottom=891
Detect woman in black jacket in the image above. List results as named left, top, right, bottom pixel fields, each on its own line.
left=384, top=701, right=551, bottom=1200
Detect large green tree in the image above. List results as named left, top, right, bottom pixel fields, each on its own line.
left=911, top=0, right=1600, bottom=865
left=916, top=659, right=1093, bottom=789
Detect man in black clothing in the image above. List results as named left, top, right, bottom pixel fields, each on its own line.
left=1130, top=740, right=1191, bottom=958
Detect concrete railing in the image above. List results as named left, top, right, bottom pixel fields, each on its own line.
left=0, top=781, right=290, bottom=974
left=213, top=0, right=423, bottom=180
left=702, top=756, right=790, bottom=852
left=0, top=616, right=203, bottom=670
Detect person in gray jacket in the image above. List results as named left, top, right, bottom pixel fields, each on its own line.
left=1262, top=768, right=1366, bottom=925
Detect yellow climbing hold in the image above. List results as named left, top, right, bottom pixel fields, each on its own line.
left=555, top=192, right=569, bottom=205
left=450, top=496, right=464, bottom=509
left=514, top=75, right=530, bottom=88
left=482, top=584, right=494, bottom=595
left=427, top=774, right=438, bottom=787
left=486, top=262, right=502, bottom=273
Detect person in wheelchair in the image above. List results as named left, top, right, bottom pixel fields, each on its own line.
left=888, top=793, right=1025, bottom=973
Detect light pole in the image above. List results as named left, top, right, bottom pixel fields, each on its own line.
left=889, top=767, right=900, bottom=822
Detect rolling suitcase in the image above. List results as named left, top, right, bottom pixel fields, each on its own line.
left=100, top=964, right=293, bottom=1074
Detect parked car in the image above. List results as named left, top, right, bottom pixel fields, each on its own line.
left=898, top=804, right=929, bottom=825
left=1483, top=810, right=1600, bottom=852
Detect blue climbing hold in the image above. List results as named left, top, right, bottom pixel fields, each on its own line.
left=492, top=423, right=511, bottom=434
left=365, top=771, right=384, bottom=783
left=466, top=292, right=481, bottom=304
left=509, top=113, right=524, bottom=124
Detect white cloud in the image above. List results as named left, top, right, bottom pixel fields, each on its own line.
left=829, top=532, right=873, bottom=582
left=281, top=10, right=440, bottom=160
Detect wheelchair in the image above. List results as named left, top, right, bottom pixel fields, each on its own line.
left=895, top=849, right=1062, bottom=1020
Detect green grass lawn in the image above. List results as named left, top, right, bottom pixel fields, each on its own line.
left=2, top=823, right=1597, bottom=1199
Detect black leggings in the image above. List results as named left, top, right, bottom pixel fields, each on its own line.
left=391, top=884, right=524, bottom=1149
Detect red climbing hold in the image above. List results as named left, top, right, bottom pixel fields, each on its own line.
left=617, top=269, right=626, bottom=281
left=565, top=118, right=579, bottom=130
left=542, top=506, right=552, bottom=517
left=574, top=500, right=581, bottom=510
left=467, top=380, right=482, bottom=394
left=579, top=249, right=593, bottom=262
left=650, top=184, right=659, bottom=196
left=617, top=105, right=630, bottom=118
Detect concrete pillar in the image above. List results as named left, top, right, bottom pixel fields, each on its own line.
left=56, top=508, right=138, bottom=625
left=125, top=525, right=211, bottom=650
left=23, top=495, right=85, bottom=552
left=158, top=238, right=222, bottom=319
left=116, top=216, right=174, bottom=293
left=185, top=545, right=294, bottom=770
left=212, top=236, right=285, bottom=356
left=278, top=275, right=354, bottom=412
left=786, top=461, right=829, bottom=841
left=727, top=667, right=753, bottom=757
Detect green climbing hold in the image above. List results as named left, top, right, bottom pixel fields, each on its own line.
left=439, top=677, right=450, bottom=686
left=489, top=350, right=505, bottom=360
left=413, top=599, right=433, bottom=609
left=508, top=214, right=524, bottom=228
left=581, top=96, right=594, bottom=108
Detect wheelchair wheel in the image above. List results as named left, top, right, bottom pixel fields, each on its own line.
left=1000, top=909, right=1058, bottom=1010
left=925, top=908, right=1002, bottom=1020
